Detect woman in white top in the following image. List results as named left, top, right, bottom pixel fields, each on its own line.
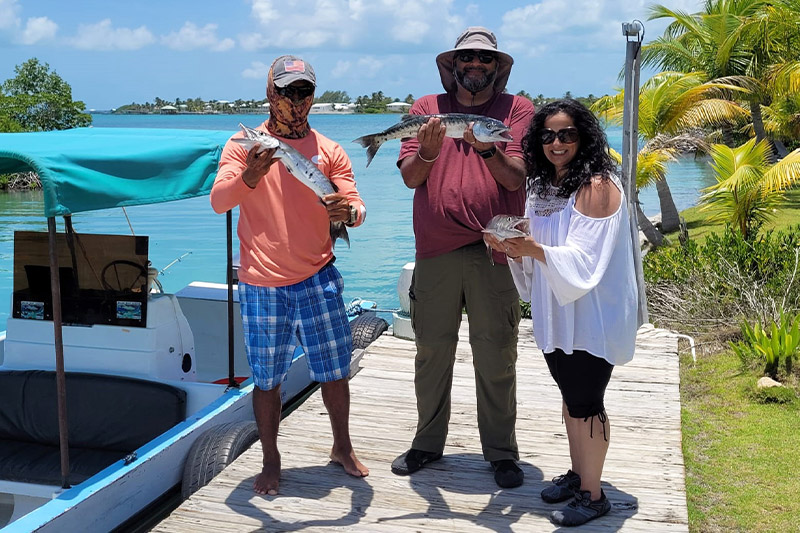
left=485, top=99, right=638, bottom=527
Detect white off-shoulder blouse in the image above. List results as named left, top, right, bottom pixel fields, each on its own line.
left=509, top=176, right=639, bottom=365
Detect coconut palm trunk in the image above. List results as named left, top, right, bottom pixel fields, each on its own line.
left=655, top=176, right=681, bottom=233
left=636, top=202, right=664, bottom=247
left=749, top=100, right=788, bottom=162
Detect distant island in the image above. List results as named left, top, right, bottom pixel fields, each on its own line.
left=105, top=91, right=601, bottom=115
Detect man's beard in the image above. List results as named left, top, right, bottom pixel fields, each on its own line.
left=454, top=66, right=496, bottom=94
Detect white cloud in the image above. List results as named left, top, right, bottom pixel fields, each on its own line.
left=70, top=19, right=155, bottom=51
left=243, top=0, right=462, bottom=50
left=500, top=0, right=704, bottom=57
left=330, top=55, right=387, bottom=81
left=162, top=22, right=235, bottom=51
left=242, top=60, right=271, bottom=79
left=331, top=59, right=352, bottom=79
left=0, top=0, right=21, bottom=31
left=20, top=16, right=57, bottom=44
left=251, top=0, right=279, bottom=25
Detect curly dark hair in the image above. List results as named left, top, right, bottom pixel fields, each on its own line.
left=522, top=99, right=616, bottom=198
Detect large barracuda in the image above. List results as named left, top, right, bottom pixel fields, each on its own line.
left=233, top=123, right=349, bottom=248
left=352, top=113, right=513, bottom=167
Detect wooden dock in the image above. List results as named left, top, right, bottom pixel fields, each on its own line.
left=153, top=320, right=688, bottom=532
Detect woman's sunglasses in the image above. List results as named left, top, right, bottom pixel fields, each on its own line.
left=455, top=51, right=497, bottom=64
left=276, top=84, right=314, bottom=99
left=540, top=127, right=579, bottom=145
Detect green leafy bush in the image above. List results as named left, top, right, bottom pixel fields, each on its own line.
left=731, top=309, right=800, bottom=377
left=519, top=300, right=531, bottom=319
left=643, top=225, right=800, bottom=335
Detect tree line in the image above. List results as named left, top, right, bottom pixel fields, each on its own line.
left=591, top=0, right=800, bottom=247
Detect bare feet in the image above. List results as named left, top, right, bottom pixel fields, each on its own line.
left=253, top=452, right=280, bottom=495
left=330, top=447, right=369, bottom=477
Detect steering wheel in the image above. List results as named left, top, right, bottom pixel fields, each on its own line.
left=101, top=260, right=149, bottom=293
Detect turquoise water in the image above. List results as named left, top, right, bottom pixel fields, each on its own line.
left=0, top=114, right=715, bottom=331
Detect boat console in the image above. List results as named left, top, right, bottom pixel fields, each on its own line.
left=3, top=231, right=196, bottom=383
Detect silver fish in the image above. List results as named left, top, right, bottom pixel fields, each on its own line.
left=352, top=113, right=512, bottom=167
left=233, top=123, right=349, bottom=248
left=482, top=214, right=529, bottom=265
left=482, top=214, right=530, bottom=240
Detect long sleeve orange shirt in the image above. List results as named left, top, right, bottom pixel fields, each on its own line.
left=210, top=122, right=365, bottom=287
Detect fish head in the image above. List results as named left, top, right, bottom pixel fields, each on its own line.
left=473, top=118, right=513, bottom=143
left=233, top=123, right=280, bottom=152
left=482, top=214, right=530, bottom=240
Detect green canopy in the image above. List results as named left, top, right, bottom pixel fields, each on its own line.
left=0, top=127, right=233, bottom=217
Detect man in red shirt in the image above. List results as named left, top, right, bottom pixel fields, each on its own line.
left=391, top=27, right=534, bottom=489
left=211, top=55, right=368, bottom=496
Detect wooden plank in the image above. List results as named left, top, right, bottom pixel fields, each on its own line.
left=153, top=320, right=688, bottom=532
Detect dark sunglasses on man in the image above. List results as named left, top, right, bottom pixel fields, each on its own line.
left=276, top=84, right=314, bottom=99
left=455, top=50, right=497, bottom=64
left=540, top=127, right=580, bottom=145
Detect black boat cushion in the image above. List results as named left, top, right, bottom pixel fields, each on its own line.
left=0, top=440, right=127, bottom=485
left=0, top=370, right=187, bottom=484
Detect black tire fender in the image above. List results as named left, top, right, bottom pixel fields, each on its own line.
left=181, top=420, right=259, bottom=499
left=350, top=313, right=389, bottom=350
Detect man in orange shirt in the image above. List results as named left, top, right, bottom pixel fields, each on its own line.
left=210, top=55, right=368, bottom=496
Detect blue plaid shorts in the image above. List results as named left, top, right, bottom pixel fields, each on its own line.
left=238, top=263, right=353, bottom=391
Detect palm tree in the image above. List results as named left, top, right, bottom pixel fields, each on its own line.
left=643, top=0, right=800, bottom=159
left=593, top=71, right=748, bottom=234
left=701, top=139, right=800, bottom=239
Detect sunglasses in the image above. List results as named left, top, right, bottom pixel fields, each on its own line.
left=540, top=127, right=580, bottom=144
left=276, top=84, right=314, bottom=99
left=455, top=50, right=497, bottom=64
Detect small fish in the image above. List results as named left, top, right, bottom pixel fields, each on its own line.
left=352, top=113, right=512, bottom=167
left=482, top=214, right=529, bottom=265
left=233, top=123, right=349, bottom=248
left=482, top=214, right=530, bottom=240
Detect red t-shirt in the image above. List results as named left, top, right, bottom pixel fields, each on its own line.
left=397, top=92, right=534, bottom=261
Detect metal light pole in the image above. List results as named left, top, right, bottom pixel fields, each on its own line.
left=621, top=21, right=649, bottom=325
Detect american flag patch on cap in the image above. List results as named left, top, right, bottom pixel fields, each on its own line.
left=284, top=60, right=305, bottom=73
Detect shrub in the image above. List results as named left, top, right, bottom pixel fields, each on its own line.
left=731, top=309, right=800, bottom=377
left=643, top=225, right=800, bottom=336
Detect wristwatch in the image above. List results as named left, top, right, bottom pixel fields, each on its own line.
left=345, top=204, right=358, bottom=227
left=476, top=145, right=497, bottom=159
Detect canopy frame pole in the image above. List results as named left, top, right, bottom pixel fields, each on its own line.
left=48, top=217, right=71, bottom=489
left=226, top=210, right=238, bottom=390
left=621, top=20, right=649, bottom=325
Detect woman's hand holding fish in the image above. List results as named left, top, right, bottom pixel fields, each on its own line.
left=241, top=145, right=278, bottom=188
left=323, top=193, right=350, bottom=223
left=484, top=233, right=544, bottom=263
left=417, top=117, right=446, bottom=162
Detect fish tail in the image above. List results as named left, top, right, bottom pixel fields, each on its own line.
left=352, top=134, right=383, bottom=168
left=330, top=221, right=350, bottom=249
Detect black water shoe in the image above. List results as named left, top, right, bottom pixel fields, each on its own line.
left=541, top=469, right=581, bottom=503
left=550, top=489, right=611, bottom=527
left=491, top=459, right=524, bottom=488
left=391, top=448, right=442, bottom=475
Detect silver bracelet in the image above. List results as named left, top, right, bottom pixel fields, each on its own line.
left=417, top=149, right=440, bottom=163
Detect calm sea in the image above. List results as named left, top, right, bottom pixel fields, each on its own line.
left=0, top=114, right=716, bottom=331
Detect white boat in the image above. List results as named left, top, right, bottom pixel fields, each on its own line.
left=0, top=128, right=388, bottom=531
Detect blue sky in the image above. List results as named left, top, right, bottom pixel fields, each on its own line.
left=1, top=0, right=701, bottom=110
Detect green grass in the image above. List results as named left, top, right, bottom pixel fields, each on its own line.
left=680, top=349, right=800, bottom=532
left=669, top=188, right=800, bottom=243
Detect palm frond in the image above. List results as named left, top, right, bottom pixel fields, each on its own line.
left=760, top=148, right=800, bottom=194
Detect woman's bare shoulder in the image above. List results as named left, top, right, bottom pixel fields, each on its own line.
left=574, top=175, right=622, bottom=218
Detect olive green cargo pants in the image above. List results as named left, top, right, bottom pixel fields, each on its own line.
left=409, top=241, right=520, bottom=461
